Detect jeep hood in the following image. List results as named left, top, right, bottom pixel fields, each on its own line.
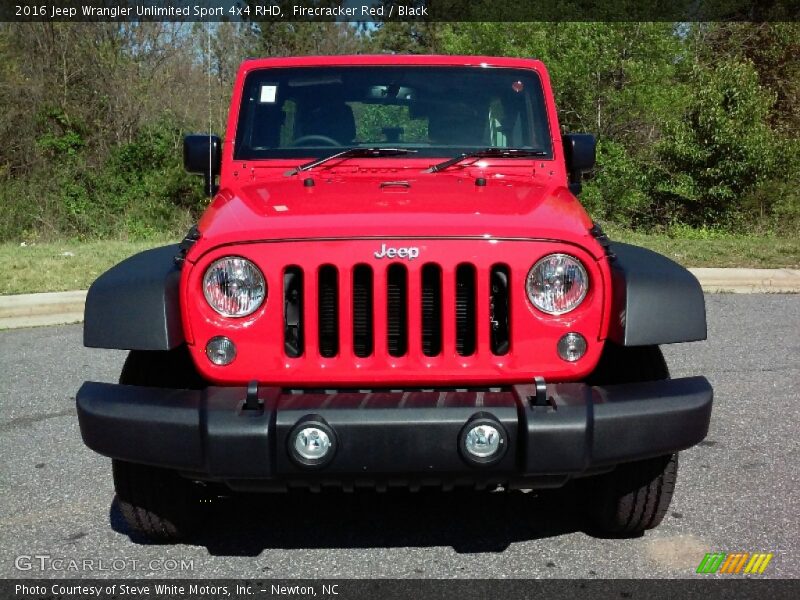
left=193, top=173, right=599, bottom=259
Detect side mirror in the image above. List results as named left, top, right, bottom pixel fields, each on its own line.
left=183, top=134, right=221, bottom=196
left=563, top=133, right=596, bottom=195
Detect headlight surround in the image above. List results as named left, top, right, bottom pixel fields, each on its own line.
left=203, top=256, right=266, bottom=317
left=526, top=253, right=589, bottom=315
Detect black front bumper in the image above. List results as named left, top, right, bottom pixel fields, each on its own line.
left=76, top=377, right=712, bottom=490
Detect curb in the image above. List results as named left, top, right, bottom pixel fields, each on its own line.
left=688, top=268, right=800, bottom=294
left=0, top=290, right=87, bottom=330
left=0, top=268, right=798, bottom=331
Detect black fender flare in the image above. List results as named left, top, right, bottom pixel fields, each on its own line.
left=83, top=245, right=185, bottom=350
left=607, top=242, right=707, bottom=346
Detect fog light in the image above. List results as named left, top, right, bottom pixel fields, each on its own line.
left=288, top=420, right=337, bottom=468
left=206, top=336, right=236, bottom=365
left=557, top=332, right=587, bottom=362
left=465, top=425, right=501, bottom=458
left=294, top=427, right=332, bottom=461
left=459, top=416, right=507, bottom=466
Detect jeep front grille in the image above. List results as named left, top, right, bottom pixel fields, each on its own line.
left=317, top=265, right=339, bottom=358
left=455, top=264, right=476, bottom=356
left=386, top=264, right=408, bottom=357
left=282, top=263, right=511, bottom=359
left=283, top=267, right=303, bottom=358
left=490, top=265, right=511, bottom=356
left=421, top=264, right=442, bottom=356
left=352, top=265, right=373, bottom=358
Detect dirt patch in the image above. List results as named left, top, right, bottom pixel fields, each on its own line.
left=646, top=534, right=711, bottom=571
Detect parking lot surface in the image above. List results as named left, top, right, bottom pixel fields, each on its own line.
left=0, top=294, right=797, bottom=578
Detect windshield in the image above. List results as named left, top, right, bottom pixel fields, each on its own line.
left=234, top=66, right=553, bottom=160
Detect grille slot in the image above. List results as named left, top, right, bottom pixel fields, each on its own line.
left=282, top=259, right=511, bottom=362
left=490, top=265, right=510, bottom=356
left=421, top=264, right=442, bottom=356
left=318, top=265, right=339, bottom=358
left=387, top=264, right=408, bottom=357
left=352, top=265, right=373, bottom=358
left=455, top=264, right=476, bottom=356
left=283, top=267, right=304, bottom=357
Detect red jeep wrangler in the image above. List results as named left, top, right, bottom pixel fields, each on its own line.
left=77, top=55, right=712, bottom=541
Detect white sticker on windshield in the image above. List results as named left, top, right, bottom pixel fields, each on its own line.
left=259, top=85, right=277, bottom=103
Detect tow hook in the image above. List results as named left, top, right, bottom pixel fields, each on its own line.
left=243, top=380, right=262, bottom=411
left=532, top=376, right=549, bottom=407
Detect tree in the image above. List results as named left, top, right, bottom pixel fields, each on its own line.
left=441, top=22, right=685, bottom=224
left=692, top=22, right=800, bottom=136
left=369, top=21, right=442, bottom=54
left=652, top=59, right=789, bottom=228
left=246, top=1, right=368, bottom=57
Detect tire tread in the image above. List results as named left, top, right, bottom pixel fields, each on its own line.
left=592, top=454, right=678, bottom=535
left=585, top=343, right=677, bottom=536
left=112, top=459, right=195, bottom=542
left=111, top=347, right=203, bottom=542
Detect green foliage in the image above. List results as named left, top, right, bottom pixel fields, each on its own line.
left=441, top=22, right=689, bottom=227
left=581, top=140, right=651, bottom=226
left=369, top=20, right=443, bottom=53
left=0, top=22, right=210, bottom=242
left=36, top=109, right=86, bottom=158
left=0, top=21, right=798, bottom=242
left=0, top=120, right=203, bottom=242
left=650, top=60, right=781, bottom=227
left=441, top=21, right=800, bottom=234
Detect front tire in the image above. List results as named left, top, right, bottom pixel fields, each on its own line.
left=113, top=347, right=206, bottom=542
left=587, top=454, right=678, bottom=536
left=113, top=460, right=198, bottom=542
left=583, top=343, right=676, bottom=536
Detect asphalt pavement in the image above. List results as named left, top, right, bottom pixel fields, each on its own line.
left=0, top=294, right=798, bottom=579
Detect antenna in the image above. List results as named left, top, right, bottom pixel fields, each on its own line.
left=207, top=22, right=213, bottom=197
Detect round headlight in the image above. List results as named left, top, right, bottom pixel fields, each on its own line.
left=526, top=254, right=588, bottom=315
left=203, top=256, right=266, bottom=317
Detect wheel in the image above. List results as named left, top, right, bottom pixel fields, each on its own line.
left=113, top=347, right=206, bottom=542
left=113, top=459, right=199, bottom=542
left=587, top=454, right=678, bottom=536
left=583, top=343, right=676, bottom=535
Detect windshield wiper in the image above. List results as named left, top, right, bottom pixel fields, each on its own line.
left=285, top=147, right=418, bottom=176
left=425, top=148, right=548, bottom=173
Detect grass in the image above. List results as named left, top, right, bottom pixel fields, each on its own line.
left=0, top=238, right=174, bottom=295
left=607, top=226, right=800, bottom=270
left=0, top=230, right=798, bottom=295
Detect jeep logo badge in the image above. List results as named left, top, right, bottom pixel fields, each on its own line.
left=374, top=243, right=419, bottom=260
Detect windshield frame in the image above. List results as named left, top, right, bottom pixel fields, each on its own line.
left=232, top=65, right=555, bottom=162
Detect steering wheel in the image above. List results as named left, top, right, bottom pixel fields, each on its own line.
left=290, top=135, right=341, bottom=147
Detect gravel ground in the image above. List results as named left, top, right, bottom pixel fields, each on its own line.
left=0, top=294, right=797, bottom=579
